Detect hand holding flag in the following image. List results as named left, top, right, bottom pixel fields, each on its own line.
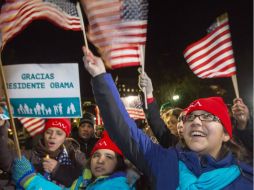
left=81, top=0, right=148, bottom=69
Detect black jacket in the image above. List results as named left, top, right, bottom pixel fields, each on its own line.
left=76, top=136, right=98, bottom=158
left=145, top=99, right=178, bottom=148
left=233, top=115, right=253, bottom=155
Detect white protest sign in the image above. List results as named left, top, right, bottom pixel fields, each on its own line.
left=3, top=64, right=82, bottom=118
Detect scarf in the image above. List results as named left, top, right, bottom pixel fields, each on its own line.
left=44, top=146, right=72, bottom=182
left=177, top=161, right=241, bottom=190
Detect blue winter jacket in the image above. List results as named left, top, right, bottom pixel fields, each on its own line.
left=81, top=172, right=131, bottom=190
left=91, top=73, right=253, bottom=190
left=22, top=171, right=131, bottom=190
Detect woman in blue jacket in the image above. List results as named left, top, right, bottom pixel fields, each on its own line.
left=11, top=131, right=133, bottom=190
left=80, top=50, right=252, bottom=190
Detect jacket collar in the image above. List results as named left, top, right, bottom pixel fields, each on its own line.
left=175, top=145, right=237, bottom=176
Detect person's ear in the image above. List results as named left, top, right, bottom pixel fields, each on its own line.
left=222, top=132, right=230, bottom=142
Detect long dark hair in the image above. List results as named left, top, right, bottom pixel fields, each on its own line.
left=114, top=153, right=127, bottom=172
left=219, top=137, right=252, bottom=164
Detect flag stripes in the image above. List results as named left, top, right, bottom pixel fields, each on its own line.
left=0, top=0, right=81, bottom=48
left=19, top=118, right=45, bottom=136
left=104, top=44, right=141, bottom=68
left=85, top=0, right=147, bottom=46
left=183, top=15, right=236, bottom=78
left=82, top=0, right=148, bottom=69
left=126, top=107, right=145, bottom=120
left=121, top=96, right=146, bottom=120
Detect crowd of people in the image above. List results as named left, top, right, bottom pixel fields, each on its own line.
left=0, top=48, right=253, bottom=189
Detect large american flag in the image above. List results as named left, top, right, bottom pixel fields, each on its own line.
left=18, top=118, right=45, bottom=136
left=183, top=13, right=236, bottom=78
left=0, top=0, right=81, bottom=48
left=81, top=0, right=148, bottom=69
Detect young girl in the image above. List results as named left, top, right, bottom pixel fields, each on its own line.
left=0, top=117, right=86, bottom=187
left=11, top=131, right=133, bottom=190
left=71, top=131, right=131, bottom=189
left=79, top=51, right=252, bottom=189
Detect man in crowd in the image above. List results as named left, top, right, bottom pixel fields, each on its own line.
left=72, top=112, right=99, bottom=158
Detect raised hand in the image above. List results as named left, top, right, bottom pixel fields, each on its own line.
left=82, top=47, right=106, bottom=77
left=231, top=98, right=249, bottom=130
left=138, top=72, right=153, bottom=98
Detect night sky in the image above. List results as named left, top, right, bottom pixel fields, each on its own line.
left=145, top=0, right=253, bottom=109
left=1, top=0, right=253, bottom=110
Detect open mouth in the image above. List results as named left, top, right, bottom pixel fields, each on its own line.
left=47, top=142, right=56, bottom=147
left=191, top=131, right=207, bottom=137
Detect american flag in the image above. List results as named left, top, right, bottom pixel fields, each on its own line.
left=0, top=0, right=81, bottom=48
left=18, top=118, right=45, bottom=136
left=121, top=96, right=145, bottom=120
left=183, top=13, right=236, bottom=78
left=126, top=107, right=145, bottom=120
left=95, top=105, right=103, bottom=125
left=81, top=0, right=148, bottom=69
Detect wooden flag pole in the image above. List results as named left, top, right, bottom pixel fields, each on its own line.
left=76, top=1, right=89, bottom=51
left=231, top=74, right=240, bottom=98
left=140, top=45, right=148, bottom=109
left=0, top=52, right=21, bottom=159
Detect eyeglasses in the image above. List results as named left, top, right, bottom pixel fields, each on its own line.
left=184, top=113, right=220, bottom=122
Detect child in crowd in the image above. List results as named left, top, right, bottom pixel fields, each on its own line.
left=11, top=131, right=133, bottom=189
left=0, top=113, right=86, bottom=188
